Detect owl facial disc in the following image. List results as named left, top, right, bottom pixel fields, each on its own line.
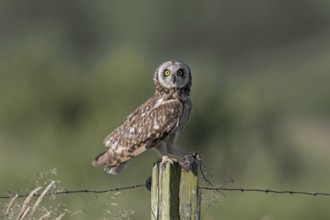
left=155, top=61, right=191, bottom=89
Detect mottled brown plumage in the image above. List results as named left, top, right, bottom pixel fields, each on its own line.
left=92, top=61, right=192, bottom=174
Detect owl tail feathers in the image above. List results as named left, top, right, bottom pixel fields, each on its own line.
left=92, top=150, right=130, bottom=175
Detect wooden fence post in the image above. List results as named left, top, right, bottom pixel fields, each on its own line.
left=151, top=161, right=201, bottom=220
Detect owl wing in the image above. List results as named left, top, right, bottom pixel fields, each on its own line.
left=94, top=98, right=183, bottom=168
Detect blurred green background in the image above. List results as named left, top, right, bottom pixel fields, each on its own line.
left=1, top=0, right=330, bottom=219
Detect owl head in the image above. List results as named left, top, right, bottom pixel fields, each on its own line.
left=154, top=61, right=192, bottom=91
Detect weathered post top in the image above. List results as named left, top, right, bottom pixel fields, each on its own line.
left=151, top=161, right=201, bottom=220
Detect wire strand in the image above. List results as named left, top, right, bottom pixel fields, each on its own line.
left=200, top=186, right=330, bottom=196
left=0, top=184, right=145, bottom=199
left=1, top=184, right=330, bottom=199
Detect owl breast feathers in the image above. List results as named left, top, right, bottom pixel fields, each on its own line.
left=92, top=60, right=192, bottom=174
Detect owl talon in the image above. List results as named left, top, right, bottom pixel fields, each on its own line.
left=179, top=152, right=202, bottom=172
left=160, top=155, right=177, bottom=167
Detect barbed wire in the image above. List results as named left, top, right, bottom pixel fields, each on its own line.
left=0, top=184, right=145, bottom=199
left=200, top=186, right=330, bottom=197
left=1, top=183, right=330, bottom=199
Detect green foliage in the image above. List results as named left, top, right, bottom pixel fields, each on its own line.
left=1, top=1, right=330, bottom=219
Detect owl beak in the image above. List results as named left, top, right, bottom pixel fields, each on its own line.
left=171, top=74, right=177, bottom=83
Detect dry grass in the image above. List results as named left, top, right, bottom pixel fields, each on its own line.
left=2, top=184, right=66, bottom=220
left=1, top=169, right=136, bottom=219
left=30, top=181, right=55, bottom=216
left=5, top=194, right=18, bottom=215
left=17, top=187, right=42, bottom=220
left=1, top=169, right=68, bottom=220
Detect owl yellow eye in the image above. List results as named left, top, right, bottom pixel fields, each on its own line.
left=177, top=69, right=184, bottom=76
left=164, top=70, right=171, bottom=76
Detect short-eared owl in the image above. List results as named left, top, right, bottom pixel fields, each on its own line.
left=92, top=61, right=192, bottom=174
